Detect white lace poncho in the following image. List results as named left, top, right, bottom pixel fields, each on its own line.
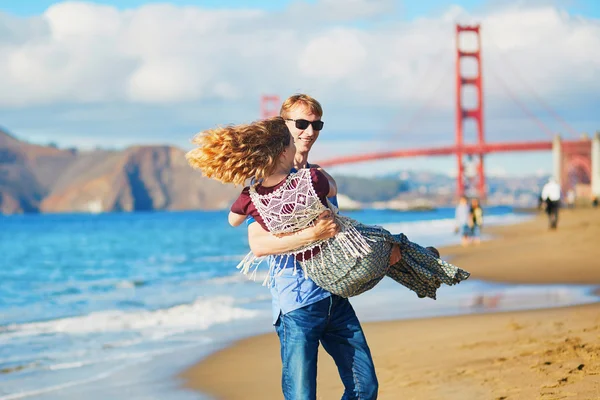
left=236, top=168, right=372, bottom=284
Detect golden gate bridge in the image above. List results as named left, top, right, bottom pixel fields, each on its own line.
left=260, top=24, right=599, bottom=201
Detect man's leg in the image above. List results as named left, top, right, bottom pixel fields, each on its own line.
left=320, top=296, right=378, bottom=400
left=275, top=298, right=329, bottom=400
left=472, top=225, right=481, bottom=244
left=549, top=201, right=559, bottom=229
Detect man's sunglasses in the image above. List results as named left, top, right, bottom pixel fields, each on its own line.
left=285, top=118, right=324, bottom=131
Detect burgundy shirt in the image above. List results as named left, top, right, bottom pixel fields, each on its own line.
left=231, top=169, right=330, bottom=260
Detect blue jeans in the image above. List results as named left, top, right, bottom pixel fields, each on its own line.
left=274, top=295, right=378, bottom=400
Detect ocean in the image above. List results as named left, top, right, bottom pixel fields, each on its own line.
left=0, top=207, right=597, bottom=400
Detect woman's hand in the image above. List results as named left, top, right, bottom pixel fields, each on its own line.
left=311, top=210, right=339, bottom=241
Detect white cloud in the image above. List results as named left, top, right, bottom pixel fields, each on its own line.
left=127, top=60, right=204, bottom=102
left=482, top=5, right=600, bottom=98
left=299, top=28, right=368, bottom=79
left=288, top=0, right=395, bottom=21
left=45, top=2, right=122, bottom=38
left=0, top=1, right=597, bottom=110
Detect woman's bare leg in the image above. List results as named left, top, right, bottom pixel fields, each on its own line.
left=389, top=244, right=402, bottom=266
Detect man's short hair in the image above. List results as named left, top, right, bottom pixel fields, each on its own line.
left=280, top=94, right=323, bottom=118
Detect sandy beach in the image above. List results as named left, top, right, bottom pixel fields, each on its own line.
left=181, top=208, right=600, bottom=399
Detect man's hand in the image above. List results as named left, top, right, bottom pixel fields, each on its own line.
left=248, top=210, right=339, bottom=257
left=309, top=164, right=338, bottom=198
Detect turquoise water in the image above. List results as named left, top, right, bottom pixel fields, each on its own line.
left=0, top=208, right=597, bottom=400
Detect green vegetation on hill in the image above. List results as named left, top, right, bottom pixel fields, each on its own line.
left=335, top=175, right=409, bottom=202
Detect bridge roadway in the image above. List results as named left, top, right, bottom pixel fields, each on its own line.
left=317, top=139, right=591, bottom=167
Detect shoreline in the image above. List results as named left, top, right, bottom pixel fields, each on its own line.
left=180, top=208, right=600, bottom=399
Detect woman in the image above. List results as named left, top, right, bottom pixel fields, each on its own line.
left=470, top=198, right=484, bottom=245
left=186, top=117, right=470, bottom=299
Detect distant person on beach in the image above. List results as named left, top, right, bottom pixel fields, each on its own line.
left=469, top=198, right=483, bottom=245
left=541, top=177, right=561, bottom=229
left=593, top=196, right=599, bottom=208
left=566, top=189, right=576, bottom=208
left=186, top=94, right=469, bottom=399
left=455, top=195, right=472, bottom=246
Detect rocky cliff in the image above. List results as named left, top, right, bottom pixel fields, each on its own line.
left=0, top=129, right=77, bottom=214
left=0, top=130, right=239, bottom=214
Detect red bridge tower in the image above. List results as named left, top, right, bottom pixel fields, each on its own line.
left=260, top=95, right=280, bottom=119
left=456, top=24, right=485, bottom=199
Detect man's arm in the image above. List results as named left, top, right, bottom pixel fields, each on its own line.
left=541, top=185, right=549, bottom=200
left=248, top=211, right=339, bottom=257
left=311, top=164, right=337, bottom=197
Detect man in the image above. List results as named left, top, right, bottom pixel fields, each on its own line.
left=541, top=177, right=561, bottom=229
left=246, top=94, right=379, bottom=399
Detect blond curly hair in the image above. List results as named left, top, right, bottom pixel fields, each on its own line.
left=186, top=116, right=291, bottom=185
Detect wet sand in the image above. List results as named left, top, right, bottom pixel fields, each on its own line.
left=181, top=208, right=600, bottom=399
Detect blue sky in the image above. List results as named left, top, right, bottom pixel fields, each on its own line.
left=3, top=0, right=600, bottom=18
left=2, top=0, right=477, bottom=16
left=0, top=0, right=599, bottom=177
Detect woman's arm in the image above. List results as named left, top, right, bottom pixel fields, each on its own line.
left=311, top=164, right=337, bottom=197
left=228, top=212, right=247, bottom=227
left=248, top=211, right=339, bottom=257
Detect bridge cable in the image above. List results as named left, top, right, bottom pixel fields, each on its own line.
left=394, top=63, right=453, bottom=139
left=487, top=64, right=556, bottom=138
left=484, top=34, right=579, bottom=138
left=380, top=62, right=453, bottom=151
left=383, top=45, right=453, bottom=144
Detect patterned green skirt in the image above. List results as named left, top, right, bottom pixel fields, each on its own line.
left=298, top=223, right=470, bottom=299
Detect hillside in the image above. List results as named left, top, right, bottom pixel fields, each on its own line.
left=0, top=129, right=77, bottom=214
left=0, top=130, right=239, bottom=214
